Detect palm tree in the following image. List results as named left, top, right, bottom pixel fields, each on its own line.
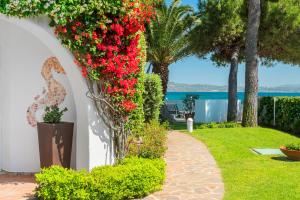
left=242, top=0, right=261, bottom=127
left=146, top=0, right=194, bottom=96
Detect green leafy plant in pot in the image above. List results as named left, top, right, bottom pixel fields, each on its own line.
left=280, top=143, right=300, bottom=161
left=37, top=105, right=74, bottom=168
left=182, top=94, right=199, bottom=120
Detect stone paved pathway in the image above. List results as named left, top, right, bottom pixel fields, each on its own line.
left=143, top=131, right=224, bottom=200
left=0, top=173, right=36, bottom=200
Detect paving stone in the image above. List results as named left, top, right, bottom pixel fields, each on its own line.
left=0, top=173, right=36, bottom=200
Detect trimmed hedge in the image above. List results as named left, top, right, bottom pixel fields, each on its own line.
left=196, top=122, right=241, bottom=129
left=258, top=97, right=300, bottom=134
left=35, top=157, right=165, bottom=200
left=143, top=74, right=163, bottom=122
left=91, top=158, right=165, bottom=200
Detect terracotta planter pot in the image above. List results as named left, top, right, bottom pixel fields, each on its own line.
left=37, top=122, right=74, bottom=168
left=280, top=146, right=300, bottom=161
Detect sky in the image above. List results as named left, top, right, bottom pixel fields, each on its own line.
left=165, top=0, right=300, bottom=87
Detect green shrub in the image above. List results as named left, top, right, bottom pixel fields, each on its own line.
left=35, top=157, right=165, bottom=200
left=127, top=121, right=168, bottom=159
left=258, top=97, right=300, bottom=134
left=143, top=74, right=163, bottom=122
left=292, top=119, right=300, bottom=134
left=258, top=97, right=275, bottom=125
left=196, top=122, right=241, bottom=129
left=91, top=157, right=165, bottom=200
left=35, top=166, right=92, bottom=200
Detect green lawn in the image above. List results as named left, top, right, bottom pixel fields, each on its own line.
left=186, top=127, right=300, bottom=200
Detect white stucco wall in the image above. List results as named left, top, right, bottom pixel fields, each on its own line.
left=168, top=100, right=243, bottom=123
left=0, top=20, right=76, bottom=172
left=0, top=15, right=113, bottom=172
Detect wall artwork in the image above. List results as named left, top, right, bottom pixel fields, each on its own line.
left=27, top=57, right=67, bottom=127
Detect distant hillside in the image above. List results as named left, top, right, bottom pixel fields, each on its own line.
left=168, top=82, right=300, bottom=92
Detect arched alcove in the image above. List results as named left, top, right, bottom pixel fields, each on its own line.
left=0, top=15, right=113, bottom=172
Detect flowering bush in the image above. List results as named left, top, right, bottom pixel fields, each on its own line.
left=54, top=0, right=154, bottom=117
left=0, top=0, right=157, bottom=159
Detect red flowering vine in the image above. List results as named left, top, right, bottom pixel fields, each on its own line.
left=54, top=0, right=155, bottom=119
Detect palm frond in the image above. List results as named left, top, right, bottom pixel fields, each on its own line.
left=146, top=0, right=195, bottom=66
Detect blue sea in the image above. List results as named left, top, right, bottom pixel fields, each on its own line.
left=166, top=92, right=300, bottom=100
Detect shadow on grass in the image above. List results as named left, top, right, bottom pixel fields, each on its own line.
left=271, top=156, right=295, bottom=162
left=169, top=123, right=186, bottom=131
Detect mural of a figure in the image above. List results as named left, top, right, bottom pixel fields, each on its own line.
left=27, top=57, right=67, bottom=127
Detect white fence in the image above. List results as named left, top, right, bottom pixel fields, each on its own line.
left=167, top=100, right=243, bottom=123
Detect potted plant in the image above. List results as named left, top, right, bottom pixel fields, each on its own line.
left=37, top=105, right=74, bottom=168
left=280, top=143, right=300, bottom=161
left=182, top=94, right=199, bottom=120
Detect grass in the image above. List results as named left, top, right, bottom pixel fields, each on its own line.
left=185, top=127, right=300, bottom=200
left=169, top=122, right=186, bottom=130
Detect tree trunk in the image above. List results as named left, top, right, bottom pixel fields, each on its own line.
left=242, top=0, right=261, bottom=127
left=227, top=47, right=239, bottom=122
left=152, top=63, right=169, bottom=98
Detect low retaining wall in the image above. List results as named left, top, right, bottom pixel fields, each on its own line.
left=167, top=100, right=243, bottom=123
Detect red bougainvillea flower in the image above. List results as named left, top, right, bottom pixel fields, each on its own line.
left=111, top=23, right=124, bottom=36
left=92, top=31, right=98, bottom=40
left=74, top=35, right=80, bottom=41
left=81, top=67, right=88, bottom=77
left=54, top=0, right=155, bottom=118
left=122, top=100, right=137, bottom=112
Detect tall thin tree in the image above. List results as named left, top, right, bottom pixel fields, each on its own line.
left=191, top=0, right=246, bottom=122
left=242, top=0, right=261, bottom=127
